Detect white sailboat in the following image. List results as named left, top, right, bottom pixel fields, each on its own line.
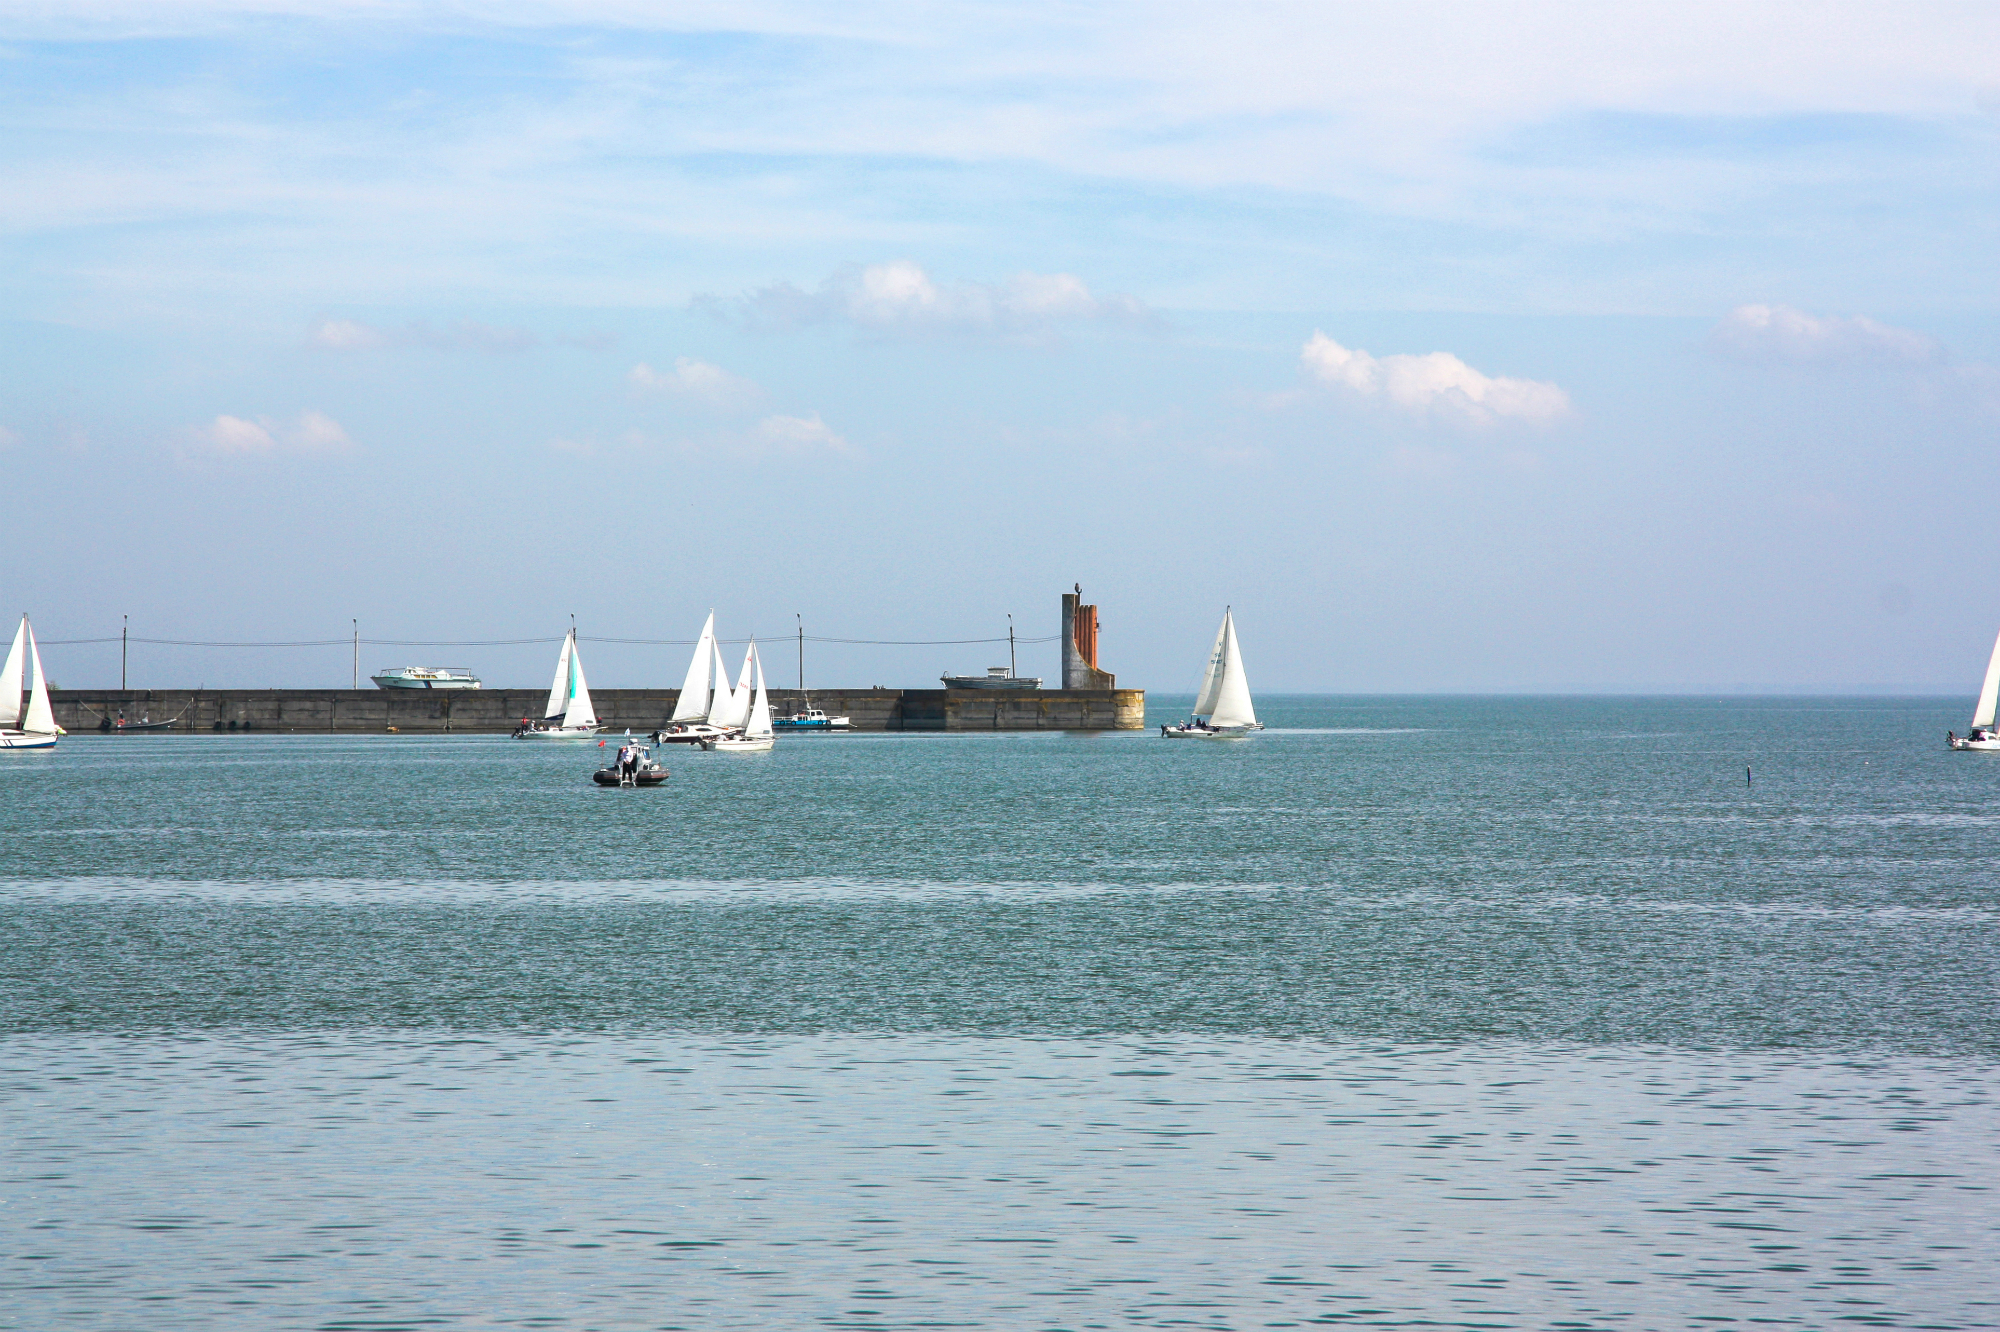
left=515, top=629, right=601, bottom=737
left=1948, top=625, right=2000, bottom=750
left=656, top=612, right=731, bottom=744
left=0, top=614, right=64, bottom=750
left=708, top=642, right=753, bottom=732
left=708, top=643, right=777, bottom=752
left=1162, top=607, right=1263, bottom=738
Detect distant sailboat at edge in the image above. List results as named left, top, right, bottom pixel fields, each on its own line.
left=514, top=628, right=601, bottom=737
left=0, top=614, right=64, bottom=750
left=1162, top=607, right=1262, bottom=738
left=1948, top=625, right=2000, bottom=750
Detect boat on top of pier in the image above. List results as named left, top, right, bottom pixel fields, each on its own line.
left=372, top=666, right=482, bottom=690
left=1162, top=608, right=1262, bottom=739
left=0, top=614, right=64, bottom=751
left=515, top=629, right=601, bottom=737
left=940, top=666, right=1042, bottom=689
left=1949, top=624, right=2000, bottom=750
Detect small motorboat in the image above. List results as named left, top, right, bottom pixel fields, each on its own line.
left=593, top=741, right=668, bottom=787
left=772, top=707, right=851, bottom=731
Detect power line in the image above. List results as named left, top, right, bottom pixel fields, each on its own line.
left=42, top=631, right=1062, bottom=649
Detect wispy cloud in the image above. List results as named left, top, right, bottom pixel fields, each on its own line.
left=1301, top=332, right=1571, bottom=424
left=1709, top=304, right=1944, bottom=366
left=309, top=318, right=543, bottom=354
left=182, top=410, right=353, bottom=459
left=629, top=357, right=764, bottom=409
left=752, top=411, right=850, bottom=455
left=708, top=262, right=1154, bottom=337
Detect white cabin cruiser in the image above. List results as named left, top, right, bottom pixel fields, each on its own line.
left=1949, top=625, right=2000, bottom=750
left=372, top=666, right=482, bottom=689
left=1162, top=607, right=1263, bottom=738
left=514, top=630, right=602, bottom=737
left=0, top=614, right=63, bottom=750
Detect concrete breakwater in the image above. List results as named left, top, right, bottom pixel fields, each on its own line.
left=51, top=688, right=1146, bottom=734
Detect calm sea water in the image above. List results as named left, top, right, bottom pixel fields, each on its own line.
left=3, top=696, right=1996, bottom=1329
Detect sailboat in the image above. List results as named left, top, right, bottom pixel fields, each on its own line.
left=514, top=629, right=601, bottom=737
left=1162, top=607, right=1263, bottom=738
left=654, top=614, right=739, bottom=744
left=0, top=614, right=65, bottom=750
left=707, top=643, right=777, bottom=752
left=1948, top=625, right=2000, bottom=750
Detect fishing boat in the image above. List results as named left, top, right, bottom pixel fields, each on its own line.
left=1948, top=625, right=2000, bottom=750
left=592, top=740, right=668, bottom=786
left=371, top=666, right=482, bottom=690
left=514, top=629, right=601, bottom=737
left=0, top=614, right=64, bottom=750
left=1162, top=607, right=1263, bottom=738
left=705, top=644, right=777, bottom=752
left=773, top=707, right=851, bottom=731
left=653, top=613, right=737, bottom=744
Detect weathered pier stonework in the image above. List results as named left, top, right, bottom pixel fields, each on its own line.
left=50, top=688, right=1145, bottom=734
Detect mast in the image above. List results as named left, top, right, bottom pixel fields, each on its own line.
left=122, top=615, right=128, bottom=690
left=798, top=614, right=805, bottom=698
left=351, top=618, right=357, bottom=690
left=1008, top=614, right=1016, bottom=678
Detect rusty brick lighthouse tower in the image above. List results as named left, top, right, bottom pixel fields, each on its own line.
left=1061, top=584, right=1116, bottom=690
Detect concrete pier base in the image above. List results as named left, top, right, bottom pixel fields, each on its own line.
left=51, top=688, right=1146, bottom=734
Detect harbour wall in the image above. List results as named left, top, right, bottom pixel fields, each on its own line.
left=50, top=688, right=1146, bottom=734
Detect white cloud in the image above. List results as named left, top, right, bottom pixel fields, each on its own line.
left=309, top=318, right=538, bottom=354
left=1301, top=332, right=1571, bottom=424
left=1709, top=305, right=1944, bottom=366
left=629, top=357, right=764, bottom=409
left=753, top=412, right=850, bottom=455
left=716, top=262, right=1153, bottom=336
left=186, top=410, right=354, bottom=459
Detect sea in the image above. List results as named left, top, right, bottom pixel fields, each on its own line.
left=2, top=695, right=1995, bottom=1330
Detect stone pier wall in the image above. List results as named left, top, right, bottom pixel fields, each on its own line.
left=50, top=688, right=1146, bottom=734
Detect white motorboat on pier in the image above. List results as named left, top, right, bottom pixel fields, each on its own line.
left=514, top=630, right=602, bottom=737
left=1162, top=607, right=1262, bottom=739
left=1948, top=625, right=2000, bottom=750
left=372, top=666, right=482, bottom=690
left=0, top=614, right=63, bottom=750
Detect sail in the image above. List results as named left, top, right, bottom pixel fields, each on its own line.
left=22, top=620, right=58, bottom=736
left=743, top=644, right=774, bottom=739
left=1192, top=612, right=1229, bottom=718
left=561, top=634, right=597, bottom=730
left=707, top=640, right=746, bottom=729
left=1207, top=610, right=1257, bottom=730
left=0, top=616, right=23, bottom=728
left=671, top=613, right=717, bottom=722
left=1973, top=625, right=2000, bottom=728
left=543, top=633, right=574, bottom=721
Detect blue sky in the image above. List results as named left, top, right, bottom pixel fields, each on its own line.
left=3, top=1, right=1998, bottom=691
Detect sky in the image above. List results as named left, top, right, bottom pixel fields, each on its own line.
left=2, top=0, right=1997, bottom=692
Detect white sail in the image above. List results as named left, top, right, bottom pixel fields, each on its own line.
left=561, top=634, right=597, bottom=730
left=672, top=613, right=717, bottom=722
left=742, top=644, right=774, bottom=740
left=544, top=632, right=574, bottom=721
left=1973, top=625, right=2000, bottom=729
left=22, top=621, right=57, bottom=736
left=0, top=616, right=23, bottom=728
left=1192, top=613, right=1229, bottom=718
left=1206, top=610, right=1257, bottom=730
left=707, top=639, right=746, bottom=729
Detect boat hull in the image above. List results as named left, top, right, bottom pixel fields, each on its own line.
left=654, top=724, right=730, bottom=744
left=1161, top=722, right=1262, bottom=739
left=704, top=736, right=775, bottom=752
left=773, top=717, right=851, bottom=731
left=592, top=767, right=667, bottom=786
left=1949, top=736, right=2000, bottom=751
left=0, top=730, right=58, bottom=750
left=514, top=723, right=602, bottom=738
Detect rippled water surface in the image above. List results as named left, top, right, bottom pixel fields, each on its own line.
left=4, top=696, right=1996, bottom=1328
